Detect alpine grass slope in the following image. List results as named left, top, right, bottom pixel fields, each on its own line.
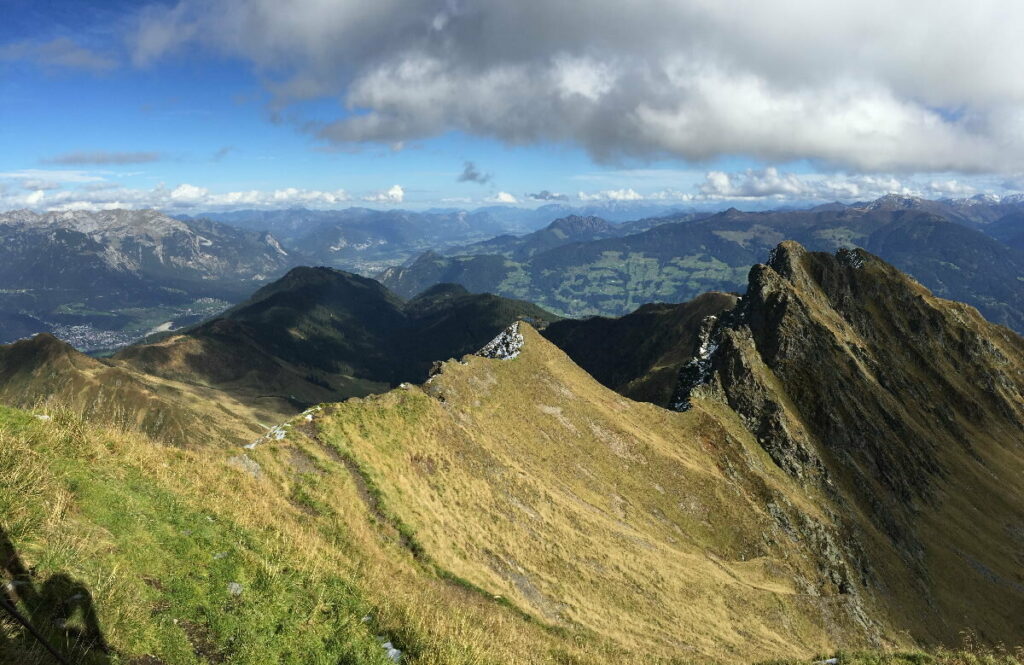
left=0, top=242, right=1022, bottom=664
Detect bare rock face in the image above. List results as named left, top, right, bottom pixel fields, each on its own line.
left=476, top=321, right=525, bottom=360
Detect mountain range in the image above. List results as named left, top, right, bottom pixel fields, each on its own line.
left=1, top=241, right=1021, bottom=664
left=3, top=195, right=1021, bottom=352
left=0, top=209, right=295, bottom=350
left=381, top=199, right=1024, bottom=332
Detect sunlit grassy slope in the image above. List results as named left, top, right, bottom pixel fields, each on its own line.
left=3, top=244, right=1023, bottom=664
left=0, top=323, right=969, bottom=664
left=0, top=327, right=882, bottom=664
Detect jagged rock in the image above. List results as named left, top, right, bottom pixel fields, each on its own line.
left=476, top=321, right=524, bottom=359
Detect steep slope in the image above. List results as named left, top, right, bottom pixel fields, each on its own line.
left=542, top=291, right=739, bottom=405
left=305, top=302, right=1024, bottom=660
left=985, top=212, right=1024, bottom=251
left=380, top=203, right=1024, bottom=332
left=673, top=242, right=1024, bottom=647
left=0, top=311, right=50, bottom=343
left=115, top=268, right=558, bottom=414
left=0, top=209, right=293, bottom=292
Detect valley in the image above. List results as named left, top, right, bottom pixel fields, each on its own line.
left=6, top=5, right=1024, bottom=662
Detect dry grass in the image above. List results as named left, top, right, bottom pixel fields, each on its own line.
left=1, top=317, right=1021, bottom=663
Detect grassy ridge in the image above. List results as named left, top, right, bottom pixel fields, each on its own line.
left=0, top=402, right=660, bottom=664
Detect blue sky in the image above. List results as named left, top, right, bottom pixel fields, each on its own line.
left=2, top=0, right=1022, bottom=211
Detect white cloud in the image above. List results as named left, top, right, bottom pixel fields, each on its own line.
left=0, top=181, right=354, bottom=212
left=695, top=168, right=920, bottom=201
left=925, top=179, right=977, bottom=197
left=578, top=188, right=643, bottom=202
left=362, top=184, right=404, bottom=203
left=129, top=0, right=1024, bottom=173
left=486, top=191, right=518, bottom=204
left=21, top=179, right=61, bottom=191
left=170, top=183, right=209, bottom=202
left=0, top=169, right=108, bottom=184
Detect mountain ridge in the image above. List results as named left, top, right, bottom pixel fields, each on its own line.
left=1, top=241, right=1023, bottom=663
left=381, top=206, right=1024, bottom=332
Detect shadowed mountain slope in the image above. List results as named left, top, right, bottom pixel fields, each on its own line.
left=542, top=290, right=739, bottom=405
left=0, top=333, right=268, bottom=445
left=671, top=242, right=1024, bottom=647
left=302, top=258, right=1024, bottom=660
left=114, top=267, right=557, bottom=416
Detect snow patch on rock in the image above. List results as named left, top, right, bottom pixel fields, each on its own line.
left=477, top=321, right=524, bottom=360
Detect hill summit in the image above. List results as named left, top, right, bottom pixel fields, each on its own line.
left=113, top=266, right=558, bottom=420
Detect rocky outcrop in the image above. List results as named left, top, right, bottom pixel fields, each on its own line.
left=667, top=241, right=1024, bottom=646
left=476, top=321, right=525, bottom=359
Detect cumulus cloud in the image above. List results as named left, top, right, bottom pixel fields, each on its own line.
left=528, top=190, right=569, bottom=201
left=0, top=182, right=353, bottom=211
left=696, top=168, right=917, bottom=201
left=924, top=179, right=977, bottom=197
left=128, top=0, right=1024, bottom=173
left=362, top=184, right=404, bottom=203
left=43, top=151, right=162, bottom=165
left=0, top=37, right=116, bottom=72
left=486, top=191, right=518, bottom=204
left=578, top=188, right=644, bottom=202
left=457, top=161, right=491, bottom=184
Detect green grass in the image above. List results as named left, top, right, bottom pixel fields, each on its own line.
left=0, top=407, right=395, bottom=664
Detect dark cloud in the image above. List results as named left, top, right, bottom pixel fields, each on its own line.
left=212, top=145, right=235, bottom=161
left=528, top=190, right=569, bottom=201
left=43, top=151, right=162, bottom=165
left=457, top=161, right=491, bottom=184
left=0, top=38, right=116, bottom=72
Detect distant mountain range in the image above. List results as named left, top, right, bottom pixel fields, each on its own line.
left=381, top=197, right=1024, bottom=332
left=179, top=202, right=694, bottom=273
left=0, top=209, right=295, bottom=349
left=2, top=195, right=1023, bottom=351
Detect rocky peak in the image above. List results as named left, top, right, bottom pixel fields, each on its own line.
left=677, top=239, right=1024, bottom=524
left=665, top=240, right=1024, bottom=635
left=863, top=193, right=925, bottom=210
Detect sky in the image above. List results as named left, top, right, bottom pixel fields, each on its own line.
left=2, top=0, right=1024, bottom=212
